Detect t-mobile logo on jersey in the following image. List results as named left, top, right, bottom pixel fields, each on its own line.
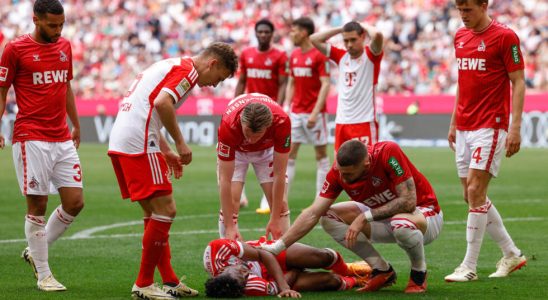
left=344, top=72, right=357, bottom=87
left=32, top=70, right=69, bottom=84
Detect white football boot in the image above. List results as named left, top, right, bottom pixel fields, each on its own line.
left=21, top=247, right=38, bottom=279
left=445, top=265, right=478, bottom=282
left=163, top=280, right=199, bottom=297
left=132, top=283, right=175, bottom=300
left=37, top=274, right=67, bottom=291
left=489, top=254, right=527, bottom=278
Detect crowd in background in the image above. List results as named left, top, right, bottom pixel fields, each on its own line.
left=1, top=0, right=546, bottom=102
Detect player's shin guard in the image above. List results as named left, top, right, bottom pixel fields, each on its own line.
left=144, top=217, right=179, bottom=285
left=316, top=157, right=330, bottom=196
left=320, top=213, right=389, bottom=270
left=45, top=205, right=75, bottom=247
left=25, top=215, right=51, bottom=281
left=463, top=204, right=489, bottom=271
left=391, top=219, right=426, bottom=271
left=485, top=198, right=521, bottom=258
left=136, top=214, right=172, bottom=287
left=218, top=211, right=238, bottom=238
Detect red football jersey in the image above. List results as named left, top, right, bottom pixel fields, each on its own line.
left=454, top=20, right=524, bottom=131
left=217, top=93, right=291, bottom=161
left=239, top=47, right=288, bottom=101
left=0, top=34, right=73, bottom=142
left=320, top=141, right=440, bottom=213
left=289, top=47, right=330, bottom=113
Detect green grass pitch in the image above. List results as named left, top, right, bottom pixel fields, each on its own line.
left=0, top=144, right=546, bottom=299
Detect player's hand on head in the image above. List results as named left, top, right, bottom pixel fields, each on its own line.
left=176, top=142, right=192, bottom=165
left=345, top=213, right=366, bottom=248
left=71, top=127, right=80, bottom=149
left=278, top=289, right=301, bottom=298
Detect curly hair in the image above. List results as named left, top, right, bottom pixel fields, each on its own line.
left=240, top=102, right=273, bottom=133
left=204, top=274, right=245, bottom=298
left=202, top=42, right=238, bottom=77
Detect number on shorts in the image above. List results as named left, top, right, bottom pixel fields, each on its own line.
left=73, top=164, right=82, bottom=182
left=472, top=147, right=482, bottom=164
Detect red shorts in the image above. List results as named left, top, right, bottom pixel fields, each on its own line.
left=109, top=152, right=172, bottom=201
left=335, top=121, right=378, bottom=152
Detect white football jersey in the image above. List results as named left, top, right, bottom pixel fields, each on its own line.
left=108, top=57, right=198, bottom=154
left=327, top=44, right=382, bottom=124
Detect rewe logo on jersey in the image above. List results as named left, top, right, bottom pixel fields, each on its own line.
left=32, top=70, right=69, bottom=84
left=362, top=189, right=397, bottom=207
left=457, top=58, right=486, bottom=71
left=247, top=68, right=272, bottom=79
left=293, top=67, right=312, bottom=77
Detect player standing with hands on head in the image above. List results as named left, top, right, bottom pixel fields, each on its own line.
left=0, top=0, right=83, bottom=292
left=217, top=93, right=291, bottom=241
left=445, top=0, right=527, bottom=282
left=235, top=19, right=288, bottom=214
left=284, top=17, right=331, bottom=198
left=310, top=21, right=383, bottom=151
left=108, top=42, right=238, bottom=299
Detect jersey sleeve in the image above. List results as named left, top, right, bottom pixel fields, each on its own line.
left=67, top=42, right=74, bottom=81
left=319, top=166, right=344, bottom=199
left=245, top=276, right=278, bottom=296
left=160, top=65, right=197, bottom=103
left=365, top=46, right=383, bottom=85
left=239, top=50, right=247, bottom=75
left=273, top=115, right=291, bottom=153
left=499, top=30, right=525, bottom=74
left=0, top=42, right=17, bottom=87
left=278, top=52, right=289, bottom=77
left=381, top=142, right=413, bottom=186
left=327, top=44, right=346, bottom=65
left=217, top=121, right=237, bottom=161
left=317, top=52, right=331, bottom=77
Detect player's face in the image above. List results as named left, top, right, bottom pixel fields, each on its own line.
left=337, top=157, right=370, bottom=184
left=342, top=31, right=365, bottom=58
left=222, top=264, right=250, bottom=286
left=255, top=24, right=273, bottom=47
left=241, top=123, right=267, bottom=144
left=290, top=25, right=305, bottom=47
left=198, top=60, right=231, bottom=88
left=456, top=0, right=488, bottom=30
left=34, top=13, right=65, bottom=43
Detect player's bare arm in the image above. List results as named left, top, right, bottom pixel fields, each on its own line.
left=241, top=243, right=301, bottom=298
left=234, top=71, right=247, bottom=97
left=266, top=150, right=290, bottom=239
left=276, top=74, right=288, bottom=105
left=310, top=27, right=343, bottom=56
left=153, top=91, right=192, bottom=164
left=308, top=76, right=330, bottom=128
left=65, top=82, right=81, bottom=149
left=0, top=86, right=8, bottom=149
left=345, top=177, right=417, bottom=248
left=283, top=76, right=294, bottom=112
left=218, top=158, right=241, bottom=240
left=159, top=135, right=183, bottom=179
left=506, top=69, right=525, bottom=158
left=360, top=23, right=384, bottom=55
left=448, top=86, right=459, bottom=152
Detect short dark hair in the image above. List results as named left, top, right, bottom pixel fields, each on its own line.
left=255, top=18, right=274, bottom=32
left=456, top=0, right=488, bottom=5
left=342, top=21, right=364, bottom=35
left=205, top=274, right=245, bottom=298
left=241, top=102, right=273, bottom=133
left=292, top=17, right=315, bottom=36
left=202, top=42, right=238, bottom=77
left=33, top=0, right=64, bottom=18
left=337, top=140, right=367, bottom=167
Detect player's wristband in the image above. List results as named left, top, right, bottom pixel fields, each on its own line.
left=364, top=210, right=374, bottom=222
left=267, top=239, right=286, bottom=255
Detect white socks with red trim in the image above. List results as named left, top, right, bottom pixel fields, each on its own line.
left=463, top=202, right=489, bottom=271
left=25, top=215, right=51, bottom=281
left=316, top=157, right=330, bottom=195
left=218, top=211, right=239, bottom=238
left=391, top=219, right=426, bottom=271
left=46, top=205, right=75, bottom=246
left=485, top=198, right=521, bottom=258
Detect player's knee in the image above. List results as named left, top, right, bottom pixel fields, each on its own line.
left=466, top=184, right=486, bottom=207
left=63, top=198, right=84, bottom=216
left=391, top=220, right=423, bottom=249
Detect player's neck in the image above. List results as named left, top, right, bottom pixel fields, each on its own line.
left=472, top=16, right=492, bottom=33
left=257, top=44, right=271, bottom=52
left=30, top=31, right=50, bottom=44
left=299, top=40, right=314, bottom=53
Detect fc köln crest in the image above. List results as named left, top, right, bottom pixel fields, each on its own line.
left=372, top=176, right=382, bottom=187
left=265, top=58, right=272, bottom=66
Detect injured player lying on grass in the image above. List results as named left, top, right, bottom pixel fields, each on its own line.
left=203, top=237, right=371, bottom=297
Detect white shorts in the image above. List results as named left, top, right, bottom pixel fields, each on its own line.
left=456, top=128, right=506, bottom=177
left=12, top=140, right=83, bottom=196
left=290, top=112, right=328, bottom=146
left=231, top=148, right=276, bottom=184
left=354, top=202, right=443, bottom=245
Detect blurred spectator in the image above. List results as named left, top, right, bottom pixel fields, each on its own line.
left=0, top=0, right=545, bottom=101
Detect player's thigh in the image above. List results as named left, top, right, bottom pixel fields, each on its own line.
left=290, top=113, right=308, bottom=145
left=327, top=201, right=363, bottom=224
left=306, top=113, right=329, bottom=146
left=418, top=207, right=443, bottom=245
left=232, top=151, right=251, bottom=182
left=250, top=148, right=275, bottom=184
left=51, top=141, right=83, bottom=190
left=351, top=201, right=392, bottom=242
left=292, top=271, right=340, bottom=291
left=12, top=141, right=54, bottom=196
left=285, top=243, right=331, bottom=269
left=459, top=128, right=506, bottom=177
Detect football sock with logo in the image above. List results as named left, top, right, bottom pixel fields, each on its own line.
left=316, top=157, right=330, bottom=195
left=463, top=205, right=489, bottom=271
left=324, top=248, right=350, bottom=275
left=46, top=205, right=75, bottom=246
left=218, top=211, right=239, bottom=238
left=25, top=215, right=51, bottom=281
left=391, top=219, right=426, bottom=271
left=320, top=214, right=389, bottom=270
left=286, top=159, right=296, bottom=194
left=485, top=198, right=521, bottom=258
left=143, top=217, right=179, bottom=285
left=136, top=214, right=172, bottom=287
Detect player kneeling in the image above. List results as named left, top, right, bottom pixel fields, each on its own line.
left=203, top=237, right=371, bottom=297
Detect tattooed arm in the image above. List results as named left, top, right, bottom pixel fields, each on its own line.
left=370, top=177, right=417, bottom=221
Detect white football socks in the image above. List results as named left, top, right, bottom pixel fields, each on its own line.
left=218, top=211, right=239, bottom=238
left=391, top=219, right=426, bottom=271
left=316, top=157, right=330, bottom=195
left=463, top=204, right=489, bottom=271
left=286, top=159, right=296, bottom=195
left=485, top=198, right=521, bottom=258
left=46, top=205, right=75, bottom=246
left=25, top=215, right=51, bottom=281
